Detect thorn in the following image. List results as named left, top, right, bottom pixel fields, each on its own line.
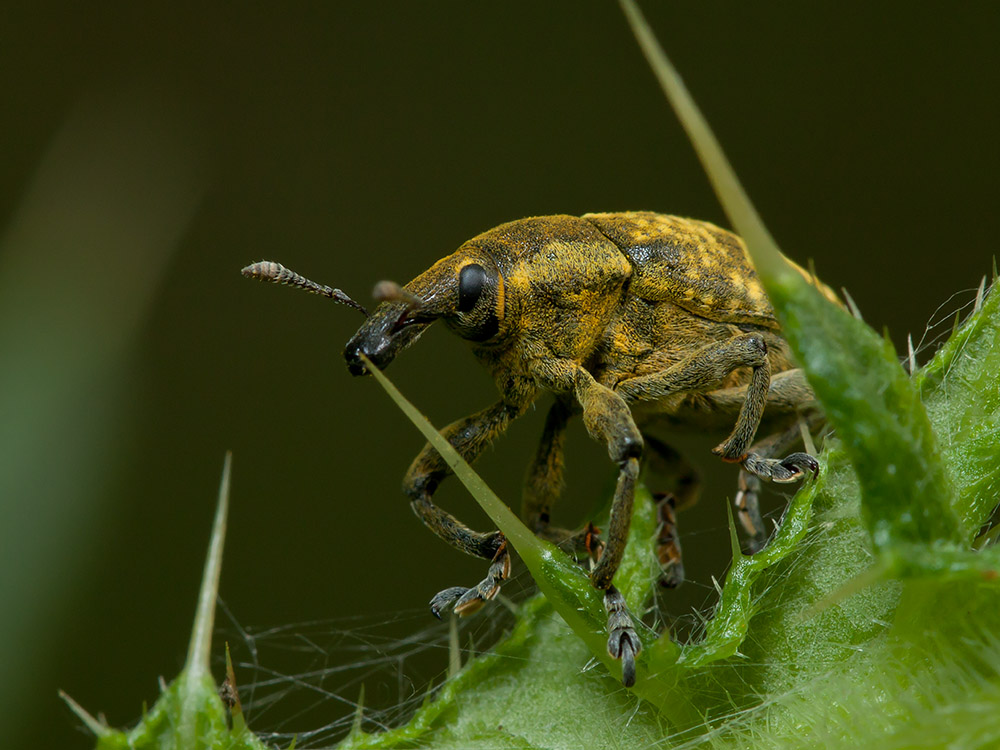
left=907, top=333, right=917, bottom=375
left=448, top=612, right=462, bottom=679
left=422, top=679, right=436, bottom=707
left=951, top=310, right=962, bottom=339
left=724, top=502, right=742, bottom=560
left=975, top=275, right=987, bottom=314
left=797, top=413, right=817, bottom=456
left=711, top=575, right=724, bottom=596
left=494, top=592, right=519, bottom=616
left=993, top=256, right=998, bottom=284
left=59, top=690, right=109, bottom=737
left=158, top=676, right=168, bottom=693
left=223, top=642, right=245, bottom=730
left=841, top=287, right=863, bottom=321
left=185, top=452, right=232, bottom=680
left=350, top=685, right=366, bottom=737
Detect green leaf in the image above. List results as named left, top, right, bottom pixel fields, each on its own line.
left=918, top=278, right=1000, bottom=534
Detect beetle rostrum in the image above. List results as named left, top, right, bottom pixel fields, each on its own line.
left=244, top=211, right=831, bottom=687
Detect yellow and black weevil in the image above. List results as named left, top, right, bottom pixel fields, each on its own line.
left=243, top=211, right=837, bottom=687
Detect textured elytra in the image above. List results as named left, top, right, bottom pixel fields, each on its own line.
left=585, top=212, right=778, bottom=328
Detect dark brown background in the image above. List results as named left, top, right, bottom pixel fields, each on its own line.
left=1, top=2, right=996, bottom=747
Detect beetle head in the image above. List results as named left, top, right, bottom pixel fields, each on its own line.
left=343, top=249, right=505, bottom=376
left=242, top=250, right=505, bottom=378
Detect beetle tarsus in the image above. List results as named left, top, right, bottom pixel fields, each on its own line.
left=429, top=587, right=468, bottom=619
left=605, top=586, right=641, bottom=687
left=737, top=449, right=819, bottom=553
left=783, top=452, right=820, bottom=479
left=429, top=542, right=510, bottom=619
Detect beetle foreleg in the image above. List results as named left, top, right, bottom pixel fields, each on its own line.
left=403, top=400, right=525, bottom=617
left=429, top=539, right=511, bottom=618
left=529, top=359, right=644, bottom=685
left=591, top=455, right=640, bottom=589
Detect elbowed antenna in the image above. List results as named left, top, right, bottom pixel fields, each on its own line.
left=241, top=260, right=369, bottom=317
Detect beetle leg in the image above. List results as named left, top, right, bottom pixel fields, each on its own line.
left=708, top=338, right=770, bottom=462
left=430, top=539, right=511, bottom=618
left=533, top=522, right=606, bottom=571
left=403, top=400, right=526, bottom=618
left=652, top=493, right=684, bottom=588
left=521, top=397, right=606, bottom=565
left=734, top=470, right=766, bottom=553
left=615, top=333, right=771, bottom=462
left=643, top=435, right=700, bottom=587
left=708, top=367, right=817, bottom=417
left=736, top=410, right=825, bottom=552
left=522, top=397, right=574, bottom=534
left=529, top=359, right=643, bottom=686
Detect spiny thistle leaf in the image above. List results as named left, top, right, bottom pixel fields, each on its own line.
left=67, top=456, right=269, bottom=750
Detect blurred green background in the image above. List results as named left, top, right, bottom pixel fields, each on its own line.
left=1, top=2, right=997, bottom=747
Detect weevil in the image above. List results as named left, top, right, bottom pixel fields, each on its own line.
left=243, top=211, right=837, bottom=687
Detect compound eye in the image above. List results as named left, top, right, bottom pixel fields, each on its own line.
left=458, top=263, right=487, bottom=312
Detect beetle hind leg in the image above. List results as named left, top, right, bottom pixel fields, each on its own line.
left=643, top=435, right=700, bottom=588
left=653, top=494, right=684, bottom=588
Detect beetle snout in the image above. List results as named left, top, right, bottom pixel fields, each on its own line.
left=343, top=335, right=391, bottom=376
left=343, top=302, right=428, bottom=376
